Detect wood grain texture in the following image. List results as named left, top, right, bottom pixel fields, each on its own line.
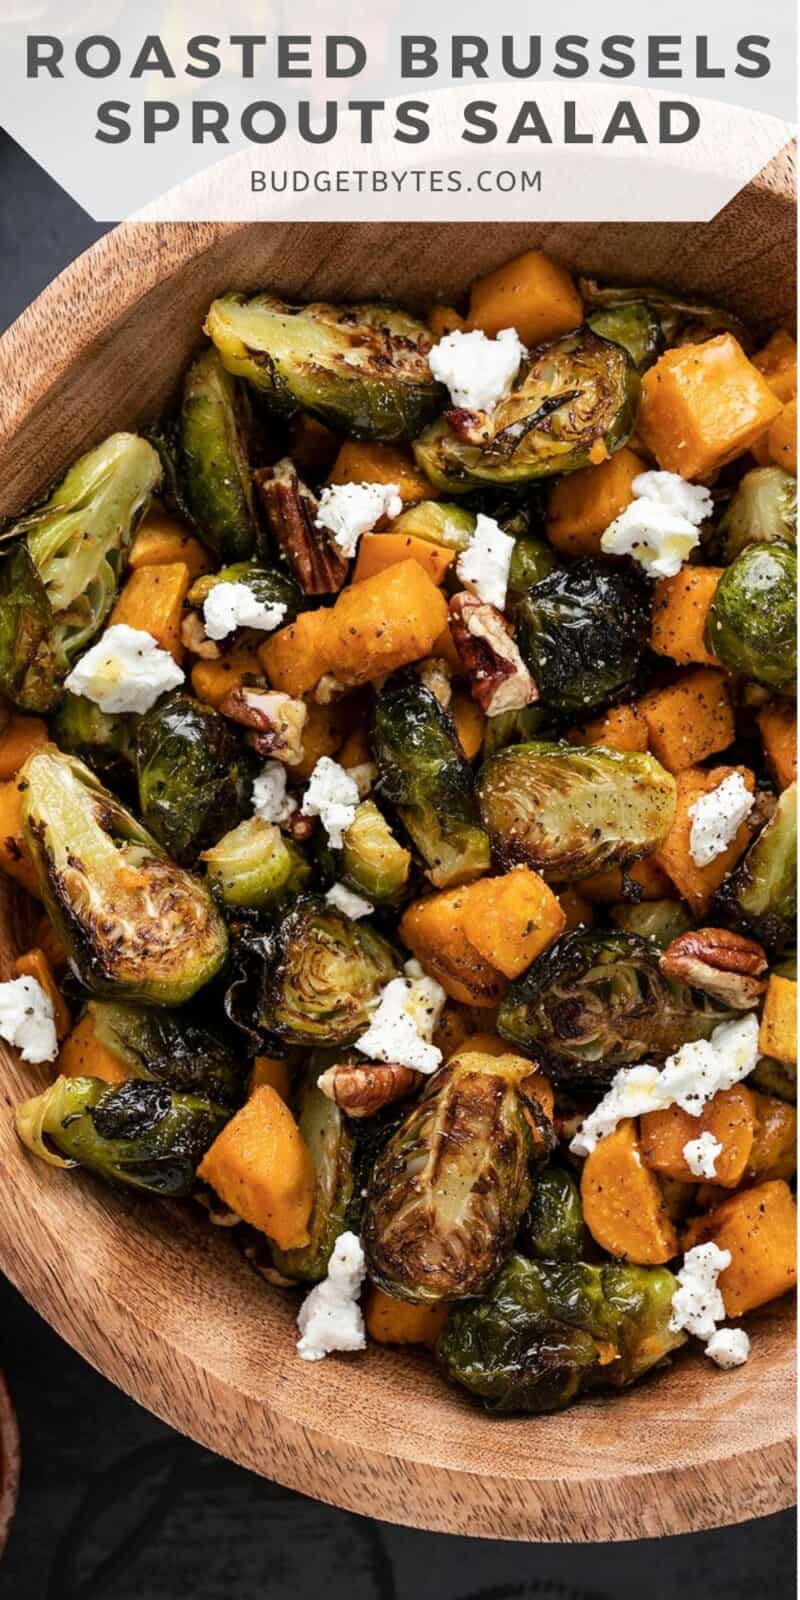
left=0, top=158, right=795, bottom=1540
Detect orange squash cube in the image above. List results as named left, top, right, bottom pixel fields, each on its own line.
left=110, top=562, right=192, bottom=662
left=566, top=704, right=648, bottom=755
left=650, top=568, right=723, bottom=668
left=468, top=249, right=583, bottom=346
left=640, top=1084, right=757, bottom=1188
left=249, top=1055, right=292, bottom=1102
left=352, top=531, right=454, bottom=587
left=191, top=646, right=266, bottom=708
left=259, top=610, right=332, bottom=698
left=324, top=561, right=448, bottom=687
left=581, top=1121, right=678, bottom=1265
left=752, top=329, right=797, bottom=404
left=328, top=441, right=438, bottom=503
left=400, top=889, right=506, bottom=1009
left=759, top=975, right=797, bottom=1066
left=655, top=764, right=756, bottom=917
left=428, top=305, right=466, bottom=339
left=757, top=699, right=796, bottom=792
left=683, top=1179, right=797, bottom=1317
left=129, top=511, right=212, bottom=580
left=0, top=775, right=41, bottom=898
left=639, top=335, right=782, bottom=479
left=450, top=691, right=485, bottom=760
left=57, top=1010, right=127, bottom=1085
left=580, top=856, right=673, bottom=905
left=365, top=1286, right=448, bottom=1347
left=0, top=715, right=50, bottom=782
left=546, top=447, right=647, bottom=558
left=197, top=1085, right=315, bottom=1250
left=638, top=668, right=735, bottom=773
left=747, top=1093, right=797, bottom=1183
left=462, top=868, right=566, bottom=979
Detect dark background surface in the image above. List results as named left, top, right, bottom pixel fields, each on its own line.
left=0, top=128, right=795, bottom=1599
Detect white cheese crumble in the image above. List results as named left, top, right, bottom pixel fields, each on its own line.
left=669, top=1241, right=730, bottom=1341
left=296, top=1230, right=367, bottom=1362
left=355, top=963, right=446, bottom=1074
left=202, top=581, right=286, bottom=641
left=315, top=481, right=402, bottom=558
left=301, top=757, right=360, bottom=850
left=428, top=326, right=526, bottom=413
left=569, top=1013, right=759, bottom=1157
left=0, top=976, right=58, bottom=1063
left=456, top=513, right=515, bottom=610
left=705, top=1326, right=751, bottom=1369
left=64, top=624, right=183, bottom=714
left=251, top=760, right=293, bottom=823
left=325, top=882, right=373, bottom=920
left=683, top=1130, right=723, bottom=1179
left=601, top=469, right=713, bottom=578
left=688, top=772, right=754, bottom=868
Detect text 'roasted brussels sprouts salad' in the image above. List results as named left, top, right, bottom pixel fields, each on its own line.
left=1, top=247, right=796, bottom=1410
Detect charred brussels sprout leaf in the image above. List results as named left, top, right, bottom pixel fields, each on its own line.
left=16, top=1075, right=229, bottom=1196
left=505, top=534, right=557, bottom=613
left=222, top=921, right=277, bottom=1049
left=340, top=800, right=411, bottom=905
left=187, top=559, right=303, bottom=618
left=21, top=750, right=228, bottom=1006
left=271, top=1071, right=357, bottom=1283
left=436, top=1253, right=685, bottom=1414
left=0, top=433, right=161, bottom=710
left=586, top=301, right=664, bottom=372
left=478, top=742, right=675, bottom=882
left=373, top=670, right=490, bottom=887
left=610, top=898, right=693, bottom=948
left=206, top=293, right=444, bottom=443
left=705, top=540, right=796, bottom=691
left=201, top=816, right=310, bottom=911
left=521, top=1166, right=585, bottom=1262
left=389, top=501, right=475, bottom=553
left=718, top=466, right=797, bottom=563
left=578, top=277, right=751, bottom=349
left=714, top=782, right=796, bottom=956
left=413, top=328, right=638, bottom=492
left=516, top=561, right=651, bottom=715
left=136, top=692, right=253, bottom=864
left=480, top=704, right=549, bottom=759
left=0, top=545, right=54, bottom=703
left=497, top=929, right=734, bottom=1083
left=180, top=347, right=260, bottom=563
left=88, top=999, right=246, bottom=1107
left=262, top=896, right=399, bottom=1045
left=364, top=1050, right=547, bottom=1304
left=53, top=691, right=138, bottom=789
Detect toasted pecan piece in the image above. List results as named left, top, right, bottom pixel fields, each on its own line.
left=449, top=591, right=537, bottom=717
left=255, top=458, right=349, bottom=594
left=660, top=927, right=768, bottom=1009
left=219, top=687, right=307, bottom=765
left=316, top=1062, right=418, bottom=1118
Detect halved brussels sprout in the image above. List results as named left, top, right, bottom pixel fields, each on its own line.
left=373, top=670, right=490, bottom=888
left=201, top=816, right=310, bottom=910
left=261, top=896, right=399, bottom=1045
left=705, top=540, right=796, bottom=691
left=16, top=1075, right=229, bottom=1196
left=52, top=691, right=138, bottom=789
left=751, top=1055, right=796, bottom=1103
left=206, top=294, right=444, bottom=442
left=180, top=347, right=260, bottom=563
left=340, top=800, right=411, bottom=905
left=505, top=533, right=557, bottom=613
left=497, top=929, right=734, bottom=1083
left=610, top=898, right=693, bottom=948
left=480, top=703, right=549, bottom=759
left=389, top=501, right=475, bottom=553
left=364, top=1049, right=551, bottom=1304
left=436, top=1253, right=685, bottom=1414
left=0, top=433, right=161, bottom=710
left=714, top=783, right=796, bottom=956
left=521, top=1165, right=585, bottom=1263
left=413, top=328, right=638, bottom=492
left=21, top=750, right=228, bottom=1006
left=0, top=545, right=53, bottom=704
left=718, top=466, right=797, bottom=564
left=578, top=277, right=751, bottom=349
left=478, top=742, right=676, bottom=882
left=516, top=562, right=650, bottom=715
left=136, top=692, right=254, bottom=865
left=270, top=1071, right=357, bottom=1283
left=586, top=301, right=664, bottom=372
left=187, top=560, right=303, bottom=618
left=88, top=999, right=246, bottom=1106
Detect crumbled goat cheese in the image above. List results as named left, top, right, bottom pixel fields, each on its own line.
left=203, top=581, right=287, bottom=641
left=296, top=1231, right=367, bottom=1361
left=669, top=1241, right=731, bottom=1341
left=251, top=760, right=293, bottom=823
left=456, top=513, right=515, bottom=610
left=428, top=326, right=526, bottom=413
left=688, top=772, right=754, bottom=868
left=705, top=1327, right=751, bottom=1369
left=601, top=470, right=713, bottom=578
left=64, top=624, right=183, bottom=714
left=683, top=1130, right=723, bottom=1179
left=570, top=1013, right=759, bottom=1157
left=355, top=963, right=446, bottom=1074
left=301, top=757, right=360, bottom=849
left=0, top=976, right=58, bottom=1063
left=315, top=481, right=402, bottom=558
left=325, top=882, right=373, bottom=920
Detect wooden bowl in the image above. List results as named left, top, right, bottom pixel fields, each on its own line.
left=0, top=151, right=795, bottom=1541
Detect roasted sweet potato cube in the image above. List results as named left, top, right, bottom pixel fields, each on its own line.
left=463, top=868, right=566, bottom=979
left=546, top=447, right=646, bottom=558
left=324, top=561, right=448, bottom=686
left=757, top=699, right=797, bottom=792
left=566, top=703, right=649, bottom=754
left=759, top=975, right=797, bottom=1065
left=651, top=568, right=723, bottom=668
left=400, top=890, right=506, bottom=1009
left=0, top=715, right=50, bottom=782
left=352, top=532, right=454, bottom=587
left=365, top=1286, right=448, bottom=1347
left=129, top=511, right=212, bottom=580
left=58, top=1011, right=127, bottom=1085
left=191, top=646, right=266, bottom=708
left=468, top=248, right=583, bottom=346
left=747, top=1092, right=797, bottom=1182
left=638, top=335, right=782, bottom=479
left=639, top=1084, right=756, bottom=1188
left=110, top=562, right=192, bottom=662
left=0, top=775, right=41, bottom=898
left=328, top=441, right=438, bottom=503
left=197, top=1085, right=315, bottom=1250
left=655, top=764, right=756, bottom=917
left=638, top=669, right=735, bottom=773
left=683, top=1179, right=797, bottom=1316
left=580, top=1120, right=678, bottom=1265
left=260, top=610, right=332, bottom=698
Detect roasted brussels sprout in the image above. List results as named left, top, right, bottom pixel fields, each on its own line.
left=480, top=703, right=549, bottom=759
left=222, top=920, right=277, bottom=1049
left=339, top=800, right=411, bottom=905
left=187, top=560, right=303, bottom=619
left=413, top=327, right=638, bottom=492
left=180, top=347, right=260, bottom=563
left=436, top=1253, right=685, bottom=1413
left=260, top=897, right=399, bottom=1045
left=505, top=534, right=557, bottom=613
left=610, top=898, right=693, bottom=948
left=578, top=277, right=750, bottom=349
left=201, top=816, right=310, bottom=910
left=0, top=433, right=161, bottom=710
left=478, top=742, right=675, bottom=882
left=389, top=500, right=475, bottom=553
left=516, top=562, right=651, bottom=715
left=718, top=466, right=797, bottom=563
left=88, top=999, right=246, bottom=1106
left=373, top=670, right=490, bottom=887
left=16, top=1075, right=229, bottom=1196
left=714, top=782, right=796, bottom=956
left=521, top=1166, right=585, bottom=1262
left=206, top=294, right=443, bottom=442
left=364, top=1050, right=550, bottom=1304
left=705, top=541, right=796, bottom=691
left=271, top=1071, right=357, bottom=1283
left=751, top=1054, right=797, bottom=1103
left=52, top=691, right=138, bottom=789
left=586, top=301, right=664, bottom=372
left=497, top=929, right=734, bottom=1083
left=136, top=692, right=253, bottom=864
left=21, top=750, right=228, bottom=1006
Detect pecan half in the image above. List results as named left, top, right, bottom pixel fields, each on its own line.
left=316, top=1062, right=418, bottom=1118
left=180, top=610, right=220, bottom=659
left=417, top=656, right=453, bottom=710
left=449, top=591, right=537, bottom=717
left=255, top=459, right=349, bottom=594
left=660, top=928, right=768, bottom=1009
left=219, top=687, right=307, bottom=766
